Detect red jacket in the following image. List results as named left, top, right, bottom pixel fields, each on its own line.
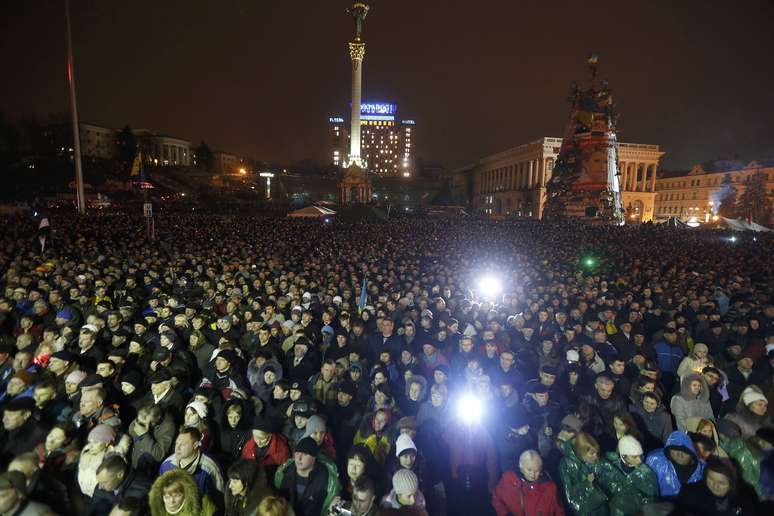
left=492, top=471, right=564, bottom=516
left=240, top=433, right=290, bottom=467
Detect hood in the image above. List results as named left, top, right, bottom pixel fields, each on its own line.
left=404, top=374, right=428, bottom=400
left=684, top=416, right=719, bottom=444
left=149, top=469, right=203, bottom=516
left=664, top=430, right=698, bottom=459
left=678, top=372, right=709, bottom=402
left=258, top=358, right=283, bottom=384
left=691, top=343, right=708, bottom=357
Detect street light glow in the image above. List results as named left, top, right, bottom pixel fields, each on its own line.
left=457, top=393, right=482, bottom=425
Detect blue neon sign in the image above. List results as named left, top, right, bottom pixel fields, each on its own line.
left=361, top=102, right=396, bottom=115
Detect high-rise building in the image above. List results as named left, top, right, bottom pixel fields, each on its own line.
left=328, top=102, right=416, bottom=177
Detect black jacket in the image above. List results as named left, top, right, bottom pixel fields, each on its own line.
left=277, top=463, right=330, bottom=516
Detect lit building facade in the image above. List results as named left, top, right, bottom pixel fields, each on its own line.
left=212, top=152, right=241, bottom=175
left=329, top=102, right=416, bottom=177
left=79, top=123, right=117, bottom=160
left=134, top=130, right=192, bottom=167
left=654, top=160, right=774, bottom=222
left=453, top=137, right=663, bottom=220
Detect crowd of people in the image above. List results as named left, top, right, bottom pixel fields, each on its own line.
left=0, top=210, right=773, bottom=516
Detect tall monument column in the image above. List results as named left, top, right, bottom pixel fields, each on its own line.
left=348, top=40, right=365, bottom=167
left=339, top=3, right=372, bottom=205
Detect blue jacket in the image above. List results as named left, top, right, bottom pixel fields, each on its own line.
left=654, top=341, right=683, bottom=374
left=645, top=431, right=704, bottom=498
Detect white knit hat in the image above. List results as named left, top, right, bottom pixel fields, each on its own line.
left=617, top=435, right=643, bottom=458
left=395, top=433, right=417, bottom=457
left=741, top=388, right=768, bottom=406
left=186, top=400, right=208, bottom=419
left=392, top=469, right=418, bottom=496
left=566, top=349, right=580, bottom=363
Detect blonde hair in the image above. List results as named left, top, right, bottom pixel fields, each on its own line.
left=257, top=496, right=289, bottom=516
left=572, top=432, right=600, bottom=461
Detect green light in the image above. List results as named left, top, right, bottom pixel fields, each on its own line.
left=583, top=257, right=597, bottom=268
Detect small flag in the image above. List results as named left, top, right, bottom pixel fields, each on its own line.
left=130, top=151, right=141, bottom=178
left=358, top=275, right=367, bottom=314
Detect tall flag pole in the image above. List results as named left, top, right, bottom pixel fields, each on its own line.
left=65, top=0, right=85, bottom=214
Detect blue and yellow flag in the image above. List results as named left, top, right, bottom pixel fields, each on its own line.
left=358, top=275, right=367, bottom=314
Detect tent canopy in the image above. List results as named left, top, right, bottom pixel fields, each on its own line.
left=287, top=205, right=336, bottom=218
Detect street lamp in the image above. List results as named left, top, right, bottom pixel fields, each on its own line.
left=259, top=172, right=275, bottom=200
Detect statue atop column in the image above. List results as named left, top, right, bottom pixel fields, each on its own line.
left=347, top=3, right=369, bottom=40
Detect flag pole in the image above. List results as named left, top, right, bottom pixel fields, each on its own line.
left=65, top=0, right=85, bottom=215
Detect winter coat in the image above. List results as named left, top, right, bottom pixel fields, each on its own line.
left=224, top=472, right=273, bottom=516
left=558, top=440, right=608, bottom=516
left=491, top=471, right=565, bottom=516
left=0, top=416, right=47, bottom=468
left=724, top=399, right=774, bottom=439
left=248, top=358, right=283, bottom=402
left=644, top=431, right=704, bottom=498
left=670, top=373, right=714, bottom=431
left=129, top=411, right=176, bottom=469
left=8, top=501, right=53, bottom=516
left=159, top=451, right=225, bottom=497
left=274, top=458, right=341, bottom=516
left=381, top=488, right=428, bottom=513
left=597, top=452, right=658, bottom=516
left=676, top=479, right=754, bottom=516
left=654, top=340, right=683, bottom=375
left=721, top=437, right=764, bottom=496
left=630, top=404, right=673, bottom=451
left=240, top=433, right=291, bottom=469
left=89, top=469, right=152, bottom=516
left=675, top=344, right=711, bottom=379
left=77, top=443, right=109, bottom=497
left=684, top=417, right=728, bottom=458
left=149, top=469, right=218, bottom=516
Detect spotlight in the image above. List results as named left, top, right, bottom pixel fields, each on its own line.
left=456, top=393, right=482, bottom=426
left=729, top=236, right=737, bottom=242
left=478, top=275, right=502, bottom=297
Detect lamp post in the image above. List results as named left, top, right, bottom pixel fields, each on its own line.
left=65, top=0, right=85, bottom=214
left=260, top=172, right=275, bottom=200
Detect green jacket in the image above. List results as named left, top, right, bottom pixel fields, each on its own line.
left=559, top=440, right=608, bottom=516
left=597, top=452, right=658, bottom=516
left=274, top=453, right=341, bottom=516
left=722, top=437, right=761, bottom=496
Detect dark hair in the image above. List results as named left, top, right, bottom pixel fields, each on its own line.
left=114, top=496, right=143, bottom=516
left=97, top=454, right=128, bottom=475
left=179, top=426, right=202, bottom=442
left=689, top=433, right=716, bottom=454
left=353, top=475, right=376, bottom=497
left=227, top=458, right=259, bottom=486
left=704, top=457, right=737, bottom=494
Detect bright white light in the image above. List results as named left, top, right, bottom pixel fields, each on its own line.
left=479, top=275, right=502, bottom=297
left=729, top=236, right=737, bottom=242
left=457, top=394, right=481, bottom=425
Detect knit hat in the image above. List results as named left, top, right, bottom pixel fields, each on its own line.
left=566, top=349, right=580, bottom=363
left=88, top=424, right=116, bottom=443
left=295, top=437, right=318, bottom=457
left=395, top=433, right=417, bottom=457
left=617, top=435, right=643, bottom=458
left=741, top=388, right=768, bottom=406
left=392, top=469, right=419, bottom=496
left=304, top=415, right=326, bottom=437
left=186, top=400, right=208, bottom=419
left=252, top=416, right=277, bottom=434
left=65, top=370, right=88, bottom=385
left=396, top=416, right=417, bottom=432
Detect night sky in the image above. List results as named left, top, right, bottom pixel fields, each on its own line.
left=2, top=1, right=773, bottom=171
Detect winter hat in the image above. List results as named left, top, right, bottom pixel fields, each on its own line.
left=304, top=415, right=326, bottom=437
left=88, top=424, right=116, bottom=443
left=252, top=416, right=278, bottom=434
left=692, top=343, right=708, bottom=355
left=81, top=324, right=99, bottom=334
left=186, top=400, right=208, bottom=419
left=617, top=435, right=644, bottom=458
left=65, top=370, right=88, bottom=385
left=396, top=416, right=417, bottom=432
left=392, top=469, right=419, bottom=496
left=566, top=349, right=580, bottom=363
left=295, top=437, right=318, bottom=456
left=741, top=388, right=768, bottom=406
left=395, top=433, right=417, bottom=457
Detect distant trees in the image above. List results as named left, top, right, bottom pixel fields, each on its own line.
left=116, top=125, right=137, bottom=170
left=716, top=173, right=738, bottom=218
left=737, top=171, right=773, bottom=225
left=195, top=141, right=213, bottom=172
